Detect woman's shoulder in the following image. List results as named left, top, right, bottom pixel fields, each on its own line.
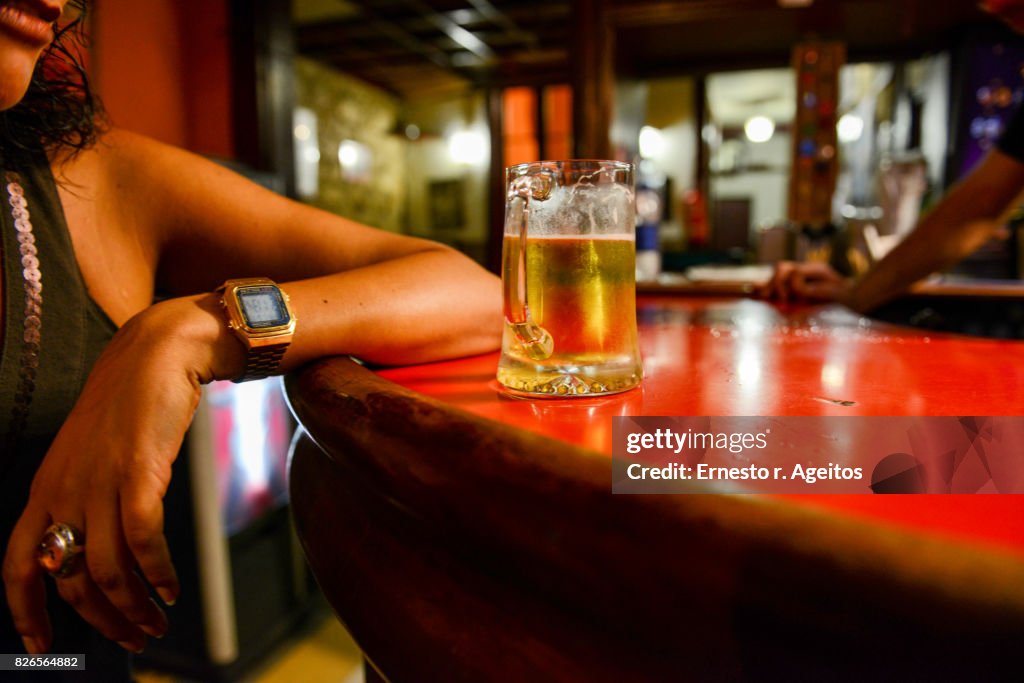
left=54, top=126, right=306, bottom=257
left=53, top=126, right=246, bottom=228
left=49, top=128, right=174, bottom=229
left=56, top=127, right=188, bottom=178
left=49, top=127, right=160, bottom=197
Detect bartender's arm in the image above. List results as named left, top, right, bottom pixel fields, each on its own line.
left=765, top=0, right=1024, bottom=311
left=843, top=148, right=1024, bottom=311
left=762, top=147, right=1024, bottom=312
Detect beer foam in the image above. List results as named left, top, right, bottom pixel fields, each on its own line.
left=522, top=233, right=635, bottom=240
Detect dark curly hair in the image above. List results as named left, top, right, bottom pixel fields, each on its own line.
left=0, top=0, right=101, bottom=168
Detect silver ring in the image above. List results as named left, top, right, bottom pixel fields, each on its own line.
left=36, top=523, right=84, bottom=579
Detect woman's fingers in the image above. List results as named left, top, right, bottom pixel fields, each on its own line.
left=53, top=572, right=146, bottom=653
left=85, top=493, right=169, bottom=639
left=3, top=474, right=174, bottom=655
left=120, top=475, right=179, bottom=609
left=3, top=506, right=149, bottom=654
left=2, top=508, right=53, bottom=653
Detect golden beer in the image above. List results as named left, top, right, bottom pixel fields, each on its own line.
left=498, top=234, right=643, bottom=396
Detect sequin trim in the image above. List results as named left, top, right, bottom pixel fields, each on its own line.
left=5, top=172, right=41, bottom=450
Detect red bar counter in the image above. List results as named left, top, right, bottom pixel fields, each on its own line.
left=286, top=295, right=1024, bottom=681
left=378, top=295, right=1024, bottom=549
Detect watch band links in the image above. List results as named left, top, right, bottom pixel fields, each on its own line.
left=235, top=344, right=288, bottom=383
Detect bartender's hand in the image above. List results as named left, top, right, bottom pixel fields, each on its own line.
left=2, top=295, right=239, bottom=654
left=758, top=261, right=852, bottom=304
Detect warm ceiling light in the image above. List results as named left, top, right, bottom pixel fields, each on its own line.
left=744, top=116, right=775, bottom=143
left=778, top=0, right=814, bottom=7
left=837, top=113, right=865, bottom=144
left=448, top=130, right=486, bottom=165
left=638, top=126, right=665, bottom=159
left=338, top=140, right=361, bottom=168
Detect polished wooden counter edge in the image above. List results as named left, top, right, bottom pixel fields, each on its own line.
left=285, top=356, right=1024, bottom=680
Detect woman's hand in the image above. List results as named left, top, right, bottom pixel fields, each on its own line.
left=2, top=296, right=238, bottom=654
left=758, top=260, right=852, bottom=304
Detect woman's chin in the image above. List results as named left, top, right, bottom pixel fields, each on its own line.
left=0, top=84, right=31, bottom=111
left=0, top=54, right=36, bottom=111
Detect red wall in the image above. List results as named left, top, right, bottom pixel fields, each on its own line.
left=89, top=0, right=234, bottom=159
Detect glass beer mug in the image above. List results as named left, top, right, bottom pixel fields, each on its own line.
left=497, top=160, right=643, bottom=397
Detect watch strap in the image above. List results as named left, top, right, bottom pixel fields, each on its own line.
left=234, top=343, right=289, bottom=383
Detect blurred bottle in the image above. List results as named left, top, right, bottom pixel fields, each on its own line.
left=682, top=189, right=708, bottom=250
left=636, top=183, right=662, bottom=282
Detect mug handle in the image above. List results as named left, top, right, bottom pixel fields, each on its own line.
left=505, top=173, right=554, bottom=361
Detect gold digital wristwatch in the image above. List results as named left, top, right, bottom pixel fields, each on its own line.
left=217, top=277, right=296, bottom=383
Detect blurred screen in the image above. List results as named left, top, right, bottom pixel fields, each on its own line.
left=202, top=379, right=293, bottom=535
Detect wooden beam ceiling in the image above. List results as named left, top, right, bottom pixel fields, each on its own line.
left=294, top=0, right=1004, bottom=98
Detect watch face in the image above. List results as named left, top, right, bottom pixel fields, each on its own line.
left=237, top=285, right=290, bottom=329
